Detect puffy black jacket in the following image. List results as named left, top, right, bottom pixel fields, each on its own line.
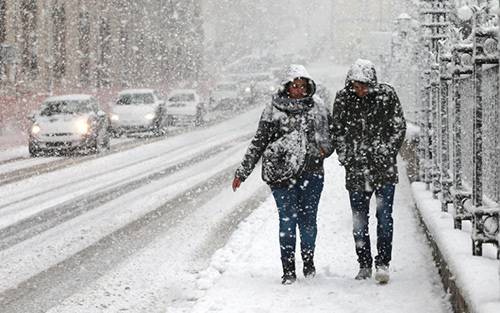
left=332, top=60, right=406, bottom=191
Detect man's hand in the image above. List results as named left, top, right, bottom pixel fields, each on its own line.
left=232, top=177, right=242, bottom=192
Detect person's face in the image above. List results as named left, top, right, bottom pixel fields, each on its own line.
left=352, top=81, right=369, bottom=97
left=287, top=78, right=308, bottom=99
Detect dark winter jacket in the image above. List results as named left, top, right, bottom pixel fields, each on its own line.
left=235, top=64, right=335, bottom=187
left=332, top=59, right=406, bottom=191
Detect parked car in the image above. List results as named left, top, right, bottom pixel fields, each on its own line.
left=28, top=94, right=110, bottom=156
left=166, top=89, right=205, bottom=126
left=210, top=81, right=239, bottom=103
left=250, top=72, right=278, bottom=97
left=209, top=81, right=241, bottom=111
left=109, top=88, right=168, bottom=136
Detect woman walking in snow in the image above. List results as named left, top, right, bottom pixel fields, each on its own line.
left=232, top=64, right=334, bottom=285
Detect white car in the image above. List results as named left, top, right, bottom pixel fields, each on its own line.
left=211, top=82, right=239, bottom=103
left=166, top=89, right=205, bottom=126
left=109, top=88, right=168, bottom=136
left=209, top=82, right=241, bottom=111
left=28, top=94, right=110, bottom=156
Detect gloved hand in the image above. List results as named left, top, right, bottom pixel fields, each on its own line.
left=232, top=176, right=242, bottom=192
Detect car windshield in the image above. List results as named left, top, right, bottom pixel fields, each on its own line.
left=117, top=93, right=154, bottom=105
left=168, top=93, right=195, bottom=102
left=40, top=100, right=92, bottom=116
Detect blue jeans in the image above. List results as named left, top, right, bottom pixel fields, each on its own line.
left=349, top=184, right=395, bottom=268
left=271, top=173, right=324, bottom=267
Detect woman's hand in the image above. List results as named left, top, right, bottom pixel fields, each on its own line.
left=232, top=177, right=242, bottom=192
left=319, top=146, right=326, bottom=158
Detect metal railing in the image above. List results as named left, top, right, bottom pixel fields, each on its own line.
left=392, top=0, right=500, bottom=259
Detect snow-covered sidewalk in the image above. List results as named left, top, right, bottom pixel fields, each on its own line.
left=412, top=183, right=500, bottom=313
left=167, top=157, right=452, bottom=313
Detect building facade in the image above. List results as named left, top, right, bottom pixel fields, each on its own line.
left=0, top=0, right=204, bottom=131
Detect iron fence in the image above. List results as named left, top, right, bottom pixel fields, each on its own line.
left=392, top=0, right=500, bottom=259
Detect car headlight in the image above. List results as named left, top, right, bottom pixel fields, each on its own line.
left=75, top=119, right=90, bottom=135
left=110, top=114, right=119, bottom=121
left=31, top=124, right=41, bottom=135
left=145, top=113, right=155, bottom=120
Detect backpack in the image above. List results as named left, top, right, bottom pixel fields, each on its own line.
left=262, top=122, right=308, bottom=184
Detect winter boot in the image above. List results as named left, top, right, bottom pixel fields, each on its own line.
left=354, top=267, right=372, bottom=280
left=302, top=251, right=316, bottom=278
left=281, top=259, right=296, bottom=285
left=375, top=265, right=390, bottom=284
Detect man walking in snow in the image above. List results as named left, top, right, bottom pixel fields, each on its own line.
left=331, top=59, right=406, bottom=283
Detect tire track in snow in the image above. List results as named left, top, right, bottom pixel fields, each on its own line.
left=0, top=134, right=251, bottom=251
left=0, top=136, right=159, bottom=187
left=0, top=164, right=268, bottom=313
left=0, top=105, right=257, bottom=185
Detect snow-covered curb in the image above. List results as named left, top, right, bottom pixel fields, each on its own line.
left=411, top=182, right=500, bottom=313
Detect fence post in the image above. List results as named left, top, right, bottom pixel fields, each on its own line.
left=431, top=62, right=442, bottom=199
left=423, top=69, right=433, bottom=190
left=472, top=29, right=483, bottom=209
left=451, top=53, right=464, bottom=191
left=419, top=0, right=451, bottom=197
left=439, top=47, right=453, bottom=212
left=450, top=41, right=473, bottom=230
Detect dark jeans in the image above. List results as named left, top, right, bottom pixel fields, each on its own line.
left=349, top=184, right=395, bottom=268
left=271, top=173, right=324, bottom=268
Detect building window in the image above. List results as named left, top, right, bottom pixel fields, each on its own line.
left=20, top=0, right=38, bottom=78
left=52, top=5, right=66, bottom=80
left=78, top=12, right=90, bottom=85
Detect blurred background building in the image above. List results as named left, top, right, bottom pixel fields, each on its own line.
left=0, top=0, right=204, bottom=131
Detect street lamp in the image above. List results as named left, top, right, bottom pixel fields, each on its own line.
left=396, top=13, right=412, bottom=38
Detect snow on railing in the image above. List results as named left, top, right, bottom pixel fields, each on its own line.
left=391, top=0, right=500, bottom=261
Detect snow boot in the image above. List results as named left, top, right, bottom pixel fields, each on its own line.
left=281, top=259, right=296, bottom=285
left=302, top=252, right=316, bottom=278
left=375, top=265, right=390, bottom=284
left=355, top=267, right=372, bottom=280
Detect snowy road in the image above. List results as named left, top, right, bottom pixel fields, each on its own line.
left=0, top=107, right=270, bottom=312
left=0, top=108, right=242, bottom=186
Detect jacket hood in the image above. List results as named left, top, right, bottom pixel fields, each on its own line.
left=273, top=64, right=316, bottom=113
left=345, top=59, right=378, bottom=86
left=278, top=64, right=316, bottom=98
